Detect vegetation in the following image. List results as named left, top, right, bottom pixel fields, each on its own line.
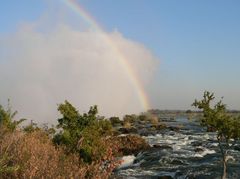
left=193, top=91, right=240, bottom=179
left=53, top=100, right=114, bottom=163
left=1, top=92, right=239, bottom=178
left=122, top=113, right=160, bottom=127
left=109, top=116, right=122, bottom=127
left=108, top=135, right=150, bottom=156
left=0, top=101, right=120, bottom=178
left=0, top=101, right=25, bottom=131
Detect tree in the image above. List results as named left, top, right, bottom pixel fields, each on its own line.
left=53, top=101, right=97, bottom=150
left=123, top=114, right=137, bottom=123
left=0, top=100, right=25, bottom=131
left=0, top=101, right=24, bottom=175
left=53, top=100, right=113, bottom=163
left=192, top=91, right=240, bottom=179
left=109, top=117, right=122, bottom=127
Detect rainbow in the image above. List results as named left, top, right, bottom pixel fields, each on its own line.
left=62, top=0, right=151, bottom=111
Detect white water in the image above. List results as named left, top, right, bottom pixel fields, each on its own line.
left=116, top=128, right=240, bottom=178
left=193, top=148, right=216, bottom=158
left=118, top=155, right=136, bottom=169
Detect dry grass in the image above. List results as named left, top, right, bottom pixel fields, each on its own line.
left=123, top=121, right=132, bottom=129
left=150, top=116, right=159, bottom=126
left=107, top=135, right=150, bottom=156
left=0, top=127, right=120, bottom=179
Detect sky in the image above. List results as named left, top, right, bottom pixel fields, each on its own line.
left=0, top=0, right=240, bottom=122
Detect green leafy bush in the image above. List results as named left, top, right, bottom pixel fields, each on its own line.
left=53, top=100, right=114, bottom=163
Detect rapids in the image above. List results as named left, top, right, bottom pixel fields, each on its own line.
left=114, top=118, right=240, bottom=179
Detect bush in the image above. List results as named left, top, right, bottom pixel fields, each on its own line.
left=108, top=135, right=150, bottom=156
left=53, top=101, right=116, bottom=164
left=0, top=100, right=120, bottom=178
left=109, top=117, right=122, bottom=127
left=123, top=114, right=137, bottom=124
left=0, top=102, right=25, bottom=131
left=53, top=101, right=99, bottom=154
left=0, top=128, right=119, bottom=178
left=78, top=120, right=114, bottom=163
left=0, top=126, right=20, bottom=176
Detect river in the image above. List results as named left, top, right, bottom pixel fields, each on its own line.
left=114, top=118, right=240, bottom=179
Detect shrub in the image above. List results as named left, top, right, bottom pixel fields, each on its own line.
left=109, top=117, right=122, bottom=127
left=78, top=120, right=114, bottom=163
left=0, top=128, right=119, bottom=178
left=0, top=102, right=25, bottom=131
left=108, top=135, right=150, bottom=156
left=53, top=101, right=117, bottom=164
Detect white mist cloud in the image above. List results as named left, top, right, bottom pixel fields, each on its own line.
left=0, top=24, right=158, bottom=123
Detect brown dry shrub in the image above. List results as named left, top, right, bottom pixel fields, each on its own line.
left=0, top=127, right=22, bottom=176
left=108, top=135, right=150, bottom=156
left=0, top=128, right=120, bottom=179
left=150, top=116, right=159, bottom=126
left=123, top=121, right=132, bottom=129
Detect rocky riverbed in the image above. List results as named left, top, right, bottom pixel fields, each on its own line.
left=113, top=117, right=240, bottom=179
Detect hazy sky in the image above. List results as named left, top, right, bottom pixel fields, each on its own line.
left=1, top=1, right=240, bottom=122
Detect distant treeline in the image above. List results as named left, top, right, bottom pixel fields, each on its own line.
left=148, top=109, right=240, bottom=114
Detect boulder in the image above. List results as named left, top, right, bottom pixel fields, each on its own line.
left=191, top=141, right=203, bottom=147
left=155, top=124, right=167, bottom=130
left=194, top=147, right=204, bottom=153
left=118, top=127, right=138, bottom=134
left=152, top=144, right=173, bottom=150
left=234, top=145, right=240, bottom=151
left=108, top=134, right=150, bottom=156
left=157, top=176, right=174, bottom=179
left=167, top=126, right=180, bottom=132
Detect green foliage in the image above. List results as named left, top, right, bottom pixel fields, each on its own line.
left=0, top=154, right=19, bottom=175
left=193, top=91, right=240, bottom=179
left=53, top=100, right=113, bottom=163
left=57, top=100, right=98, bottom=130
left=186, top=110, right=192, bottom=113
left=42, top=124, right=56, bottom=138
left=0, top=100, right=26, bottom=131
left=138, top=113, right=154, bottom=122
left=192, top=91, right=240, bottom=140
left=123, top=114, right=137, bottom=123
left=54, top=101, right=97, bottom=149
left=109, top=117, right=122, bottom=127
left=79, top=120, right=113, bottom=163
left=138, top=114, right=148, bottom=121
left=122, top=114, right=138, bottom=128
left=23, top=121, right=40, bottom=133
left=0, top=101, right=118, bottom=178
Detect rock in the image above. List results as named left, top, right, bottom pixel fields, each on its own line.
left=167, top=126, right=180, bottom=132
left=145, top=124, right=153, bottom=128
left=152, top=144, right=173, bottom=150
left=234, top=145, right=240, bottom=151
left=157, top=176, right=174, bottom=179
left=170, top=159, right=185, bottom=165
left=160, top=117, right=175, bottom=122
left=194, top=147, right=204, bottom=153
left=207, top=126, right=216, bottom=132
left=155, top=124, right=167, bottom=130
left=108, top=135, right=150, bottom=156
left=137, top=128, right=157, bottom=136
left=191, top=141, right=203, bottom=147
left=118, top=127, right=138, bottom=134
left=188, top=136, right=194, bottom=140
